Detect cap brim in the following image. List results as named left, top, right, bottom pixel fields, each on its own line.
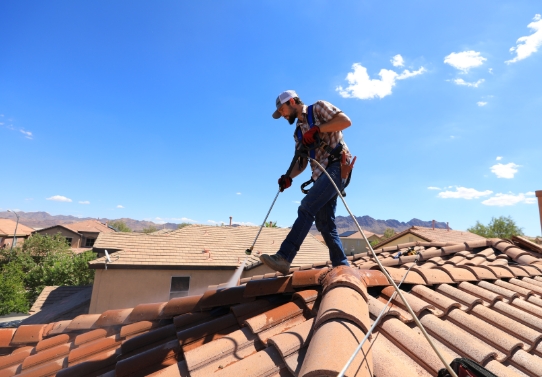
left=272, top=110, right=281, bottom=119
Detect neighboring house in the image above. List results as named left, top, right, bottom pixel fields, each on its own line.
left=4, top=236, right=542, bottom=376
left=0, top=219, right=34, bottom=249
left=88, top=225, right=334, bottom=313
left=339, top=230, right=382, bottom=255
left=32, top=219, right=115, bottom=249
left=374, top=225, right=486, bottom=249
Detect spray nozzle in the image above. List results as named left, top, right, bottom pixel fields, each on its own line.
left=245, top=248, right=252, bottom=255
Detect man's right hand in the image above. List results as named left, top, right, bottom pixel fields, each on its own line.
left=278, top=175, right=292, bottom=192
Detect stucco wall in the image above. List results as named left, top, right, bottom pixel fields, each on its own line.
left=36, top=227, right=81, bottom=248
left=340, top=237, right=370, bottom=255
left=89, top=264, right=277, bottom=314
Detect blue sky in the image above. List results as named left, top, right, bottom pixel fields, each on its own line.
left=1, top=1, right=541, bottom=236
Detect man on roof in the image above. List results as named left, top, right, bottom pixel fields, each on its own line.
left=260, top=90, right=355, bottom=274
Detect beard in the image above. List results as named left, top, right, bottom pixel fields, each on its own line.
left=286, top=106, right=298, bottom=125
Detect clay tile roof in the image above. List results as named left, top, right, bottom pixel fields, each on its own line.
left=5, top=236, right=542, bottom=376
left=62, top=219, right=115, bottom=234
left=376, top=225, right=486, bottom=248
left=90, top=225, right=333, bottom=270
left=0, top=219, right=34, bottom=236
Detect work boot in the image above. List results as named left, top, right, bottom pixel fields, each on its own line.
left=260, top=254, right=291, bottom=275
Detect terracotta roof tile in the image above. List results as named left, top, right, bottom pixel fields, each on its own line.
left=315, top=286, right=370, bottom=331
left=10, top=325, right=46, bottom=345
left=245, top=302, right=304, bottom=333
left=243, top=276, right=294, bottom=298
left=6, top=237, right=542, bottom=377
left=267, top=318, right=314, bottom=358
left=299, top=319, right=372, bottom=377
left=0, top=329, right=16, bottom=348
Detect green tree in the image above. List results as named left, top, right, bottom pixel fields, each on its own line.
left=0, top=234, right=96, bottom=314
left=0, top=264, right=29, bottom=315
left=177, top=223, right=191, bottom=229
left=142, top=225, right=159, bottom=234
left=264, top=221, right=278, bottom=228
left=381, top=228, right=396, bottom=241
left=109, top=220, right=132, bottom=232
left=468, top=216, right=524, bottom=239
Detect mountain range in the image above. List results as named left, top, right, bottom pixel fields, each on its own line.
left=0, top=211, right=449, bottom=234
left=313, top=215, right=449, bottom=235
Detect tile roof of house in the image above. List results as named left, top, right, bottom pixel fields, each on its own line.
left=376, top=225, right=486, bottom=247
left=28, top=287, right=92, bottom=316
left=54, top=220, right=115, bottom=234
left=0, top=219, right=34, bottom=237
left=4, top=237, right=542, bottom=376
left=90, top=225, right=332, bottom=270
left=341, top=230, right=380, bottom=239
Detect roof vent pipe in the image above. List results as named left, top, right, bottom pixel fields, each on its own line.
left=432, top=220, right=435, bottom=230
left=229, top=216, right=232, bottom=226
left=446, top=222, right=449, bottom=232
left=536, top=190, right=542, bottom=236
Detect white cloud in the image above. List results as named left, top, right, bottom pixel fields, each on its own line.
left=232, top=221, right=257, bottom=226
left=46, top=195, right=72, bottom=202
left=444, top=51, right=487, bottom=72
left=79, top=201, right=90, bottom=204
left=180, top=217, right=197, bottom=222
left=20, top=130, right=33, bottom=139
left=427, top=186, right=441, bottom=190
left=207, top=220, right=221, bottom=224
left=482, top=192, right=536, bottom=206
left=236, top=192, right=241, bottom=195
left=477, top=101, right=488, bottom=106
left=293, top=200, right=301, bottom=204
left=337, top=63, right=426, bottom=100
left=437, top=187, right=493, bottom=199
left=453, top=78, right=485, bottom=87
left=496, top=156, right=503, bottom=161
left=391, top=54, right=404, bottom=67
left=490, top=163, right=520, bottom=179
left=396, top=67, right=426, bottom=80
left=506, top=14, right=542, bottom=64
left=117, top=205, right=124, bottom=208
left=488, top=68, right=494, bottom=74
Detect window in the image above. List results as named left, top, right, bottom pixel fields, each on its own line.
left=85, top=238, right=96, bottom=247
left=170, top=277, right=190, bottom=299
left=65, top=238, right=73, bottom=246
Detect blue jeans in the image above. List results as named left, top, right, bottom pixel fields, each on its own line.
left=277, top=162, right=349, bottom=267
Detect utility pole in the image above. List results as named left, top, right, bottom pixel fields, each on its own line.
left=7, top=209, right=20, bottom=251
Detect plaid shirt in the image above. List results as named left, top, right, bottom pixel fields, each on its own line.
left=294, top=100, right=351, bottom=181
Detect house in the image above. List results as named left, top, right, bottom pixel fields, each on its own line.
left=0, top=219, right=34, bottom=249
left=3, top=236, right=542, bottom=376
left=32, top=219, right=115, bottom=249
left=374, top=225, right=486, bottom=249
left=88, top=225, right=334, bottom=313
left=339, top=230, right=382, bottom=255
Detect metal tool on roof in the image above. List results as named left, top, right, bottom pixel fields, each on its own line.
left=305, top=156, right=458, bottom=377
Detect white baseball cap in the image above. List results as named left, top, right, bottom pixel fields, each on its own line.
left=272, top=90, right=298, bottom=119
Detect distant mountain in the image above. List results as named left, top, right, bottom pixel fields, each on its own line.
left=0, top=211, right=179, bottom=232
left=310, top=215, right=449, bottom=235
left=1, top=211, right=449, bottom=234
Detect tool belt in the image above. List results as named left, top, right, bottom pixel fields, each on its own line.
left=299, top=143, right=353, bottom=196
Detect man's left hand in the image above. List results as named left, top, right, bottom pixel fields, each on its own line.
left=302, top=126, right=320, bottom=145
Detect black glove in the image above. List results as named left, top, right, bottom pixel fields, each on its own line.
left=278, top=175, right=292, bottom=192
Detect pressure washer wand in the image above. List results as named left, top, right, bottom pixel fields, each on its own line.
left=245, top=189, right=281, bottom=255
